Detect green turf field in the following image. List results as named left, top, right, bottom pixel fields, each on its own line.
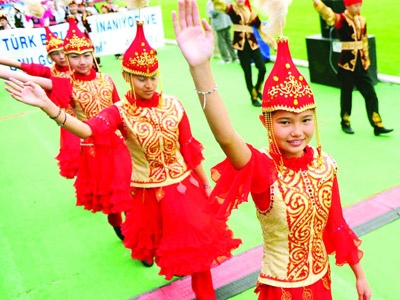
left=1, top=45, right=399, bottom=299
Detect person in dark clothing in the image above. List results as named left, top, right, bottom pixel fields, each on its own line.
left=313, top=0, right=393, bottom=136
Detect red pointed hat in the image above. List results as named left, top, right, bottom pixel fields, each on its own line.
left=63, top=15, right=93, bottom=54
left=122, top=20, right=158, bottom=77
left=262, top=37, right=315, bottom=113
left=45, top=26, right=64, bottom=54
left=343, top=0, right=362, bottom=6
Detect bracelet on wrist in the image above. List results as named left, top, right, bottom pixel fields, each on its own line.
left=57, top=111, right=67, bottom=127
left=194, top=84, right=217, bottom=110
left=49, top=107, right=62, bottom=120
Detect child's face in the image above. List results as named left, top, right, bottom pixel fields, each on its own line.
left=128, top=73, right=158, bottom=100
left=346, top=3, right=362, bottom=16
left=272, top=109, right=315, bottom=158
left=0, top=18, right=7, bottom=27
left=49, top=50, right=67, bottom=67
left=69, top=4, right=78, bottom=14
left=67, top=51, right=93, bottom=75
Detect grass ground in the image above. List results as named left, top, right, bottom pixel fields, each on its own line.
left=0, top=45, right=399, bottom=299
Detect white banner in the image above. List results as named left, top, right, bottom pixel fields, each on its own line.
left=0, top=6, right=164, bottom=67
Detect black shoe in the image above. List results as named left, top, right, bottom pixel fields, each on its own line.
left=141, top=259, right=154, bottom=267
left=251, top=99, right=262, bottom=107
left=341, top=125, right=355, bottom=134
left=374, top=127, right=393, bottom=136
left=113, top=226, right=124, bottom=241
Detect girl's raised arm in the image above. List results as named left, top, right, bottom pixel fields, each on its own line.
left=172, top=0, right=251, bottom=169
left=4, top=78, right=92, bottom=138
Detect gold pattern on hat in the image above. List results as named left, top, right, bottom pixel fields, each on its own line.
left=65, top=30, right=93, bottom=53
left=266, top=71, right=313, bottom=112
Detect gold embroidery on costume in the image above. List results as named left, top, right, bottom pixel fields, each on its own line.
left=51, top=67, right=69, bottom=78
left=281, top=289, right=292, bottom=300
left=257, top=149, right=337, bottom=288
left=64, top=30, right=92, bottom=53
left=119, top=96, right=189, bottom=187
left=72, top=74, right=115, bottom=120
left=267, top=72, right=313, bottom=108
left=372, top=112, right=383, bottom=127
left=322, top=276, right=330, bottom=290
left=302, top=287, right=313, bottom=300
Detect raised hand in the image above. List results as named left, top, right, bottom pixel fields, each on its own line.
left=4, top=78, right=50, bottom=108
left=172, top=0, right=214, bottom=67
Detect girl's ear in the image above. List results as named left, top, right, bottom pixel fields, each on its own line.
left=259, top=114, right=266, bottom=128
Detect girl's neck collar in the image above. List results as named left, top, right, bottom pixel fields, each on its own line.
left=73, top=68, right=97, bottom=81
left=125, top=91, right=161, bottom=108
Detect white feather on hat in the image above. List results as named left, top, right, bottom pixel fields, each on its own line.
left=126, top=0, right=149, bottom=10
left=253, top=0, right=292, bottom=37
left=24, top=0, right=45, bottom=18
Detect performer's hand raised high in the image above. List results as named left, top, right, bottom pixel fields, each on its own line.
left=172, top=0, right=214, bottom=67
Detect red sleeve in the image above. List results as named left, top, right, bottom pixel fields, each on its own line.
left=75, top=106, right=132, bottom=214
left=85, top=105, right=122, bottom=137
left=178, top=111, right=204, bottom=170
left=208, top=145, right=275, bottom=220
left=48, top=77, right=73, bottom=108
left=323, top=176, right=364, bottom=265
left=21, top=63, right=52, bottom=78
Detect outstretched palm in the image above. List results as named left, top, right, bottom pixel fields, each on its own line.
left=4, top=78, right=48, bottom=108
left=173, top=0, right=214, bottom=67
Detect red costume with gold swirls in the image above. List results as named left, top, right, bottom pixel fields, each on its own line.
left=208, top=38, right=363, bottom=299
left=84, top=89, right=240, bottom=280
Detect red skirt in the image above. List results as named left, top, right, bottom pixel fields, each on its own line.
left=74, top=133, right=132, bottom=214
left=121, top=172, right=242, bottom=280
left=55, top=127, right=80, bottom=179
left=255, top=269, right=332, bottom=300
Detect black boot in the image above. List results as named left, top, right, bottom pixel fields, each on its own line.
left=251, top=98, right=262, bottom=107
left=374, top=126, right=394, bottom=136
left=341, top=121, right=354, bottom=134
left=251, top=88, right=262, bottom=107
left=141, top=258, right=154, bottom=267
left=113, top=226, right=125, bottom=241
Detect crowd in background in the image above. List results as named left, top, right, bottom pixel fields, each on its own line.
left=0, top=0, right=121, bottom=30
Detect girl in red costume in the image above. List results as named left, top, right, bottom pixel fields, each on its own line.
left=0, top=17, right=127, bottom=241
left=0, top=26, right=79, bottom=179
left=3, top=18, right=241, bottom=300
left=172, top=0, right=372, bottom=299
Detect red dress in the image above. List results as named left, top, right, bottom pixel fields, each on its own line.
left=50, top=69, right=130, bottom=214
left=209, top=145, right=363, bottom=299
left=21, top=62, right=81, bottom=179
left=86, top=92, right=241, bottom=279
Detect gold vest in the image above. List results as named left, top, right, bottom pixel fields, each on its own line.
left=72, top=73, right=116, bottom=121
left=117, top=95, right=190, bottom=188
left=257, top=148, right=337, bottom=288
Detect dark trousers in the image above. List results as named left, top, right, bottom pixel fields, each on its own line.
left=237, top=40, right=266, bottom=98
left=338, top=56, right=380, bottom=128
left=216, top=26, right=237, bottom=62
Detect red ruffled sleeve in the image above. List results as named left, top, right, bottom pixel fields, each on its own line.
left=323, top=177, right=363, bottom=265
left=208, top=145, right=275, bottom=220
left=48, top=77, right=72, bottom=108
left=74, top=106, right=132, bottom=214
left=21, top=63, right=52, bottom=78
left=178, top=112, right=204, bottom=170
